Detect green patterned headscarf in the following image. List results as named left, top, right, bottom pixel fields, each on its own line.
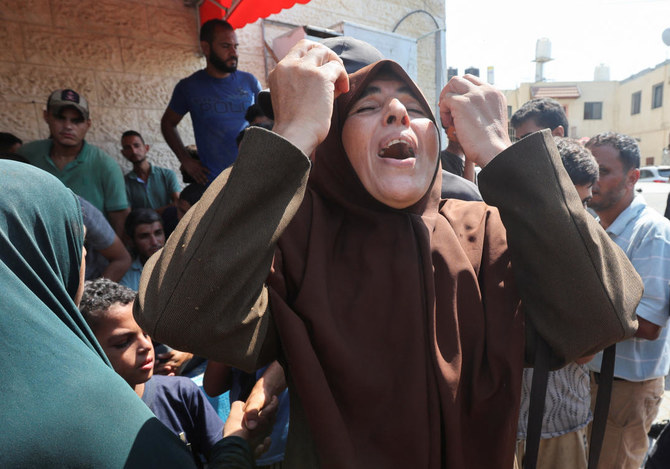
left=0, top=161, right=196, bottom=467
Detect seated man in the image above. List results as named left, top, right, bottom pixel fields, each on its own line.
left=79, top=196, right=132, bottom=282
left=162, top=183, right=207, bottom=239
left=79, top=278, right=225, bottom=465
left=121, top=130, right=181, bottom=215
left=18, top=89, right=129, bottom=236
left=119, top=209, right=196, bottom=375
left=0, top=132, right=22, bottom=157
left=244, top=103, right=274, bottom=127
left=120, top=208, right=165, bottom=291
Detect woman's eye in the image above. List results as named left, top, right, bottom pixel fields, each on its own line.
left=408, top=108, right=426, bottom=116
left=354, top=105, right=377, bottom=114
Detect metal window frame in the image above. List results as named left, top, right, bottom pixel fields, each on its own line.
left=584, top=101, right=603, bottom=120
left=652, top=83, right=664, bottom=109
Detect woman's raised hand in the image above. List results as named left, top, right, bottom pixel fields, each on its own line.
left=439, top=74, right=511, bottom=168
left=270, top=40, right=349, bottom=157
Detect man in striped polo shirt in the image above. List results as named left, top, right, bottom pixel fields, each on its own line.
left=587, top=132, right=670, bottom=469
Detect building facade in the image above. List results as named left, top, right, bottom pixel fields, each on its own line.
left=504, top=60, right=670, bottom=165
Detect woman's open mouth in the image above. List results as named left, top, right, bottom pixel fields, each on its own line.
left=379, top=139, right=416, bottom=160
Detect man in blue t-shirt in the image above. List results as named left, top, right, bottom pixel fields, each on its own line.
left=161, top=19, right=261, bottom=185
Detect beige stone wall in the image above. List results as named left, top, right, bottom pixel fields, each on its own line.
left=1, top=0, right=444, bottom=177
left=0, top=0, right=203, bottom=175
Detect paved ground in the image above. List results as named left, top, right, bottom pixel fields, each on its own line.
left=652, top=377, right=670, bottom=424
left=643, top=378, right=670, bottom=466
left=656, top=377, right=670, bottom=422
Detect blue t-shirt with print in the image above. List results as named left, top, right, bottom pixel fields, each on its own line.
left=141, top=375, right=224, bottom=461
left=168, top=69, right=261, bottom=180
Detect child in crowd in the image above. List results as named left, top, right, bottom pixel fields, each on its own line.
left=162, top=182, right=207, bottom=238
left=79, top=278, right=225, bottom=465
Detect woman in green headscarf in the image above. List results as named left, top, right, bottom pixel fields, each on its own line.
left=0, top=160, right=202, bottom=467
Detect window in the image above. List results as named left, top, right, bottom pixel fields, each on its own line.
left=639, top=169, right=654, bottom=179
left=631, top=91, right=641, bottom=115
left=584, top=102, right=602, bottom=120
left=652, top=83, right=663, bottom=109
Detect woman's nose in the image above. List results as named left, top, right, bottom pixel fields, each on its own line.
left=384, top=99, right=410, bottom=127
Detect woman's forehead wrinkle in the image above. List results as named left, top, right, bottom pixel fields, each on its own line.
left=357, top=85, right=381, bottom=100
left=357, top=84, right=416, bottom=101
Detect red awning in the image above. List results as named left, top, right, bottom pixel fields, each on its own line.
left=199, top=0, right=312, bottom=29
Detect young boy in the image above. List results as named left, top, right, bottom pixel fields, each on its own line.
left=79, top=278, right=225, bottom=465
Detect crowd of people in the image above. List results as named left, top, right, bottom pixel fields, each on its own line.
left=2, top=16, right=670, bottom=469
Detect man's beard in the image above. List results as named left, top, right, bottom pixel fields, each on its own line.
left=588, top=179, right=627, bottom=212
left=209, top=47, right=237, bottom=74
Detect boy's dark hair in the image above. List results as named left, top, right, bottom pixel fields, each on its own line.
left=0, top=152, right=29, bottom=163
left=0, top=132, right=22, bottom=153
left=121, top=130, right=145, bottom=144
left=554, top=137, right=599, bottom=186
left=200, top=19, right=233, bottom=43
left=180, top=145, right=200, bottom=184
left=79, top=278, right=136, bottom=331
left=244, top=103, right=267, bottom=123
left=180, top=183, right=207, bottom=206
left=124, top=208, right=162, bottom=240
left=511, top=98, right=569, bottom=137
left=236, top=122, right=274, bottom=146
left=586, top=132, right=640, bottom=171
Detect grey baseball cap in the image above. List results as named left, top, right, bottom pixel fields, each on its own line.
left=47, top=89, right=90, bottom=120
left=258, top=36, right=384, bottom=120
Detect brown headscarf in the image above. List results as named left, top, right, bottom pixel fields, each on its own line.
left=268, top=60, right=524, bottom=468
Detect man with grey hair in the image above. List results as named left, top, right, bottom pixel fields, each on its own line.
left=586, top=132, right=670, bottom=469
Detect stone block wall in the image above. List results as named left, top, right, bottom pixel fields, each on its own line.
left=0, top=0, right=203, bottom=176
left=0, top=0, right=445, bottom=179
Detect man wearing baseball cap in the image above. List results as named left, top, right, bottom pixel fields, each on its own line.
left=19, top=89, right=129, bottom=236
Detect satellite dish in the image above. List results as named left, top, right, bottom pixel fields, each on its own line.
left=663, top=28, right=670, bottom=46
